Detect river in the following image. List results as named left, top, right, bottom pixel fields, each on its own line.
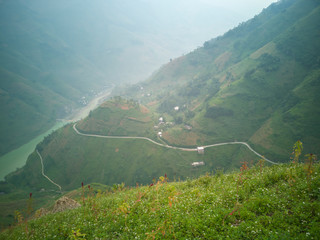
left=0, top=89, right=112, bottom=181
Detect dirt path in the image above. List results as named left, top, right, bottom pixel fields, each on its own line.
left=73, top=124, right=278, bottom=165
left=36, top=150, right=62, bottom=191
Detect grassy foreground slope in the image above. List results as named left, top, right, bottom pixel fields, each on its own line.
left=1, top=161, right=319, bottom=239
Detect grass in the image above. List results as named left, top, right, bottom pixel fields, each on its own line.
left=5, top=119, right=273, bottom=192
left=1, top=160, right=319, bottom=239
left=77, top=99, right=155, bottom=138
left=2, top=0, right=320, bottom=233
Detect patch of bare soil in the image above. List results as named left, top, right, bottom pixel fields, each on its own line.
left=147, top=101, right=158, bottom=106
left=140, top=105, right=149, bottom=113
left=51, top=196, right=81, bottom=213
left=120, top=105, right=130, bottom=110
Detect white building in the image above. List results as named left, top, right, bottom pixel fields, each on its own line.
left=197, top=147, right=204, bottom=154
left=191, top=161, right=205, bottom=167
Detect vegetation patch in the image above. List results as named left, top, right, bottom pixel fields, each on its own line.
left=162, top=128, right=203, bottom=146
left=1, top=158, right=319, bottom=239
left=205, top=106, right=234, bottom=119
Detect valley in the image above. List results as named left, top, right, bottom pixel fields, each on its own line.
left=0, top=88, right=112, bottom=181
left=0, top=0, right=256, bottom=158
left=0, top=0, right=320, bottom=236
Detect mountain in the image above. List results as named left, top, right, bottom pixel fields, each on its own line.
left=3, top=0, right=320, bottom=191
left=1, top=0, right=320, bottom=229
left=1, top=162, right=320, bottom=239
left=118, top=0, right=320, bottom=161
left=0, top=0, right=107, bottom=155
left=0, top=0, right=245, bottom=156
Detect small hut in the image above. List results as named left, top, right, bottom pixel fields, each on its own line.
left=197, top=147, right=204, bottom=154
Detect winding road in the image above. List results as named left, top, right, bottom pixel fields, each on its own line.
left=36, top=150, right=62, bottom=191
left=73, top=124, right=279, bottom=165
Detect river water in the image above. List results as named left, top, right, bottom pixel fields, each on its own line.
left=0, top=89, right=112, bottom=180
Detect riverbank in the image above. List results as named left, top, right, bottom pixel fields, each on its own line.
left=67, top=89, right=112, bottom=122
left=0, top=89, right=112, bottom=180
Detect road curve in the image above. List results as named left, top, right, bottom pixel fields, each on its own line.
left=73, top=124, right=278, bottom=165
left=36, top=150, right=62, bottom=191
left=73, top=124, right=197, bottom=152
left=202, top=142, right=278, bottom=165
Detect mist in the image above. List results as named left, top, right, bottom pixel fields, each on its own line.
left=0, top=0, right=278, bottom=156
left=4, top=0, right=278, bottom=85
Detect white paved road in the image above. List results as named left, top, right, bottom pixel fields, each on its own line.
left=73, top=124, right=278, bottom=165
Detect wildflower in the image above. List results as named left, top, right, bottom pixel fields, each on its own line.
left=81, top=182, right=84, bottom=188
left=229, top=209, right=236, bottom=215
left=29, top=193, right=32, bottom=199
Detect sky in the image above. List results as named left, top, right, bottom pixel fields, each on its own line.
left=198, top=0, right=279, bottom=15
left=168, top=0, right=280, bottom=50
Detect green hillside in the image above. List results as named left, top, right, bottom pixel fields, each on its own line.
left=1, top=160, right=319, bottom=239
left=117, top=0, right=320, bottom=162
left=0, top=0, right=107, bottom=156
left=0, top=98, right=268, bottom=227
left=4, top=98, right=261, bottom=192
left=1, top=0, right=320, bottom=231
left=4, top=98, right=271, bottom=191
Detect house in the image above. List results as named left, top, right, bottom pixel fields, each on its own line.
left=184, top=125, right=192, bottom=130
left=174, top=106, right=179, bottom=111
left=157, top=132, right=162, bottom=137
left=191, top=161, right=205, bottom=167
left=159, top=117, right=164, bottom=122
left=197, top=147, right=204, bottom=154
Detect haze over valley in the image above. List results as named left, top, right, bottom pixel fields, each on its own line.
left=0, top=0, right=275, bottom=157
left=1, top=0, right=320, bottom=237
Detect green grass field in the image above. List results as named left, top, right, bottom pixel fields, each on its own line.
left=1, top=160, right=319, bottom=239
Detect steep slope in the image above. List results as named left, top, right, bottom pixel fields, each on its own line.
left=119, top=0, right=320, bottom=162
left=1, top=0, right=319, bottom=228
left=1, top=162, right=320, bottom=239
left=4, top=98, right=261, bottom=192
left=0, top=0, right=108, bottom=155
left=4, top=0, right=319, bottom=192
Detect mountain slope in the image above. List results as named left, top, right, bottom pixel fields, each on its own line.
left=4, top=0, right=320, bottom=191
left=1, top=0, right=320, bottom=228
left=1, top=162, right=319, bottom=239
left=5, top=98, right=260, bottom=192
left=119, top=0, right=320, bottom=161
